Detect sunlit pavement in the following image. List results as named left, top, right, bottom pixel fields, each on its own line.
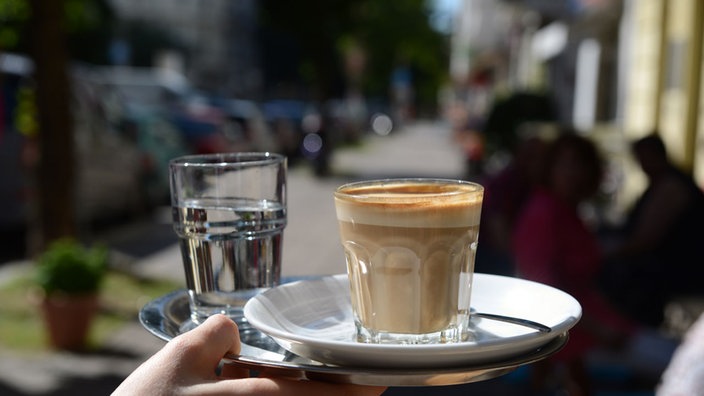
left=0, top=119, right=672, bottom=395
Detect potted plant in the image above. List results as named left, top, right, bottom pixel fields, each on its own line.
left=35, top=239, right=108, bottom=350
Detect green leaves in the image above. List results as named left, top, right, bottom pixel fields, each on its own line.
left=35, top=239, right=108, bottom=295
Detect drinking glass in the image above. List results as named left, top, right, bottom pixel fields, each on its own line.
left=170, top=152, right=286, bottom=324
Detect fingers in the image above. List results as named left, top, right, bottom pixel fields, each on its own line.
left=219, top=363, right=251, bottom=379
left=196, top=314, right=242, bottom=355
left=202, top=377, right=387, bottom=396
left=167, top=314, right=241, bottom=378
left=167, top=316, right=387, bottom=395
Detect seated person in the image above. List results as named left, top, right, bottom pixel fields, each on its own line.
left=512, top=131, right=637, bottom=396
left=602, top=133, right=704, bottom=327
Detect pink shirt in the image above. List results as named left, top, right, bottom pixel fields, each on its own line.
left=513, top=188, right=634, bottom=360
left=513, top=189, right=600, bottom=288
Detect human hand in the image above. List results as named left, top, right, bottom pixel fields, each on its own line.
left=112, top=314, right=387, bottom=396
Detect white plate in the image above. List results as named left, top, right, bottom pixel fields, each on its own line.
left=243, top=273, right=581, bottom=368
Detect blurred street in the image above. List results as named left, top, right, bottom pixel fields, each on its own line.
left=3, top=1, right=704, bottom=394
left=80, top=118, right=469, bottom=282
left=0, top=119, right=681, bottom=396
left=0, top=120, right=681, bottom=395
left=0, top=119, right=485, bottom=396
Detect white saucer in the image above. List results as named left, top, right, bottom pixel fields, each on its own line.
left=243, top=273, right=581, bottom=368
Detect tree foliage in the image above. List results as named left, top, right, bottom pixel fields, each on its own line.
left=0, top=0, right=115, bottom=64
left=258, top=0, right=448, bottom=110
left=36, top=239, right=108, bottom=295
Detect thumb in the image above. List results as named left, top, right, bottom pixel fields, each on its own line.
left=168, top=314, right=241, bottom=378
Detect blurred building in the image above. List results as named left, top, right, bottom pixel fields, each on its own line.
left=450, top=0, right=704, bottom=216
left=107, top=0, right=261, bottom=98
left=623, top=0, right=703, bottom=187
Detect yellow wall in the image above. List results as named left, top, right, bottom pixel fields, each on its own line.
left=619, top=0, right=666, bottom=212
left=623, top=0, right=664, bottom=138
left=693, top=4, right=704, bottom=187
left=624, top=0, right=703, bottom=185
left=658, top=0, right=702, bottom=173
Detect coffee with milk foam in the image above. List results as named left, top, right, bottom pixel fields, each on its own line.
left=335, top=181, right=482, bottom=339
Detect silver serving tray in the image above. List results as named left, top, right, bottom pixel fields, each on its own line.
left=140, top=289, right=567, bottom=387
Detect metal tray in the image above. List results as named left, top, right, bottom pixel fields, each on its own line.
left=140, top=289, right=567, bottom=387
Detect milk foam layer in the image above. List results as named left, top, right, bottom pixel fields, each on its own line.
left=334, top=181, right=483, bottom=228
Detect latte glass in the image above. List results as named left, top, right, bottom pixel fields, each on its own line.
left=334, top=178, right=483, bottom=344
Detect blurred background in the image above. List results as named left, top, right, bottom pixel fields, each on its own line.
left=1, top=0, right=704, bottom=395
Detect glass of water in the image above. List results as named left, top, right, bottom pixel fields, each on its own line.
left=169, top=152, right=287, bottom=325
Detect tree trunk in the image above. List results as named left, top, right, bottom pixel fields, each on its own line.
left=28, top=0, right=75, bottom=254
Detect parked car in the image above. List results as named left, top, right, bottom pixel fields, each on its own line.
left=83, top=66, right=244, bottom=155
left=118, top=102, right=191, bottom=206
left=0, top=54, right=159, bottom=239
left=206, top=95, right=279, bottom=153
left=262, top=99, right=321, bottom=163
left=325, top=96, right=395, bottom=142
left=70, top=68, right=146, bottom=223
left=0, top=53, right=34, bottom=237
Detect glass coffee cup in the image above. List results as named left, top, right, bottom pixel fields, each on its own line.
left=334, top=178, right=483, bottom=344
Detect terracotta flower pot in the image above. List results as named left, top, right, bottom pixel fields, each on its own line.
left=40, top=293, right=99, bottom=351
